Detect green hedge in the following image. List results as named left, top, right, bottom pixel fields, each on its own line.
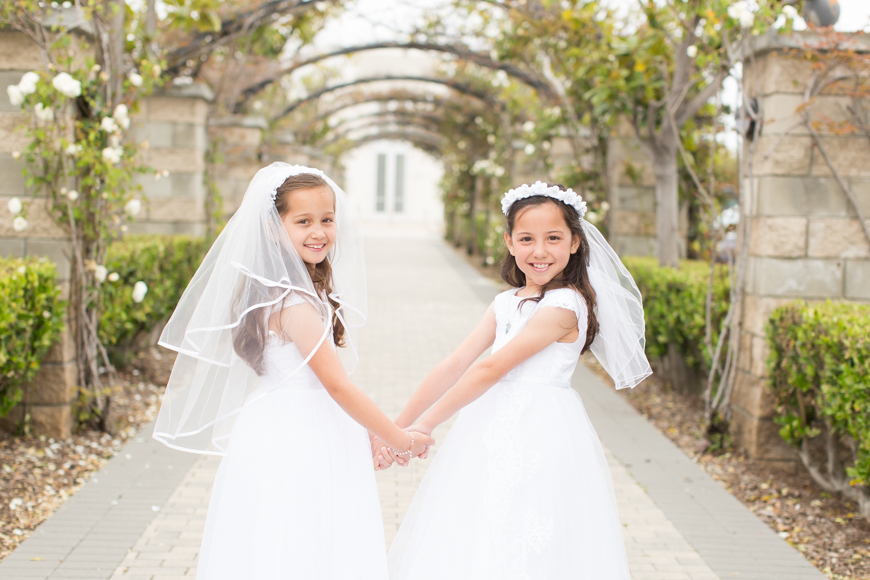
left=767, top=301, right=870, bottom=488
left=622, top=256, right=731, bottom=372
left=100, top=235, right=207, bottom=358
left=0, top=257, right=65, bottom=417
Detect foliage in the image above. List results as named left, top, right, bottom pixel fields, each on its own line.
left=767, top=301, right=870, bottom=490
left=622, top=256, right=730, bottom=372
left=0, top=258, right=65, bottom=418
left=100, top=235, right=208, bottom=359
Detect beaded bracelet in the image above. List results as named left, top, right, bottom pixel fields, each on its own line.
left=389, top=432, right=414, bottom=460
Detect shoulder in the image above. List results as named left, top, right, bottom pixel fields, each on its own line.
left=493, top=287, right=519, bottom=308
left=538, top=287, right=587, bottom=321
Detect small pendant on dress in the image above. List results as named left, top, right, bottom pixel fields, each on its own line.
left=505, top=322, right=511, bottom=334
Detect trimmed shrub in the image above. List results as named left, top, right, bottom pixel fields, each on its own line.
left=767, top=301, right=870, bottom=515
left=0, top=257, right=65, bottom=417
left=100, top=235, right=207, bottom=359
left=622, top=256, right=731, bottom=373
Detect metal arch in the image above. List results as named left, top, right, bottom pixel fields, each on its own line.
left=273, top=75, right=498, bottom=121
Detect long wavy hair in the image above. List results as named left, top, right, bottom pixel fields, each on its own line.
left=232, top=173, right=346, bottom=375
left=500, top=185, right=600, bottom=353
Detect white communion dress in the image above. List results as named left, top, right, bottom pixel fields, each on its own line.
left=196, top=335, right=388, bottom=580
left=388, top=287, right=631, bottom=580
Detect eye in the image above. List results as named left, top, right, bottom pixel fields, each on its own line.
left=549, top=235, right=561, bottom=241
left=519, top=236, right=532, bottom=242
left=323, top=217, right=334, bottom=224
left=297, top=219, right=310, bottom=225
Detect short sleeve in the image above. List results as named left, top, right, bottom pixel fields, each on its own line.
left=538, top=288, right=588, bottom=330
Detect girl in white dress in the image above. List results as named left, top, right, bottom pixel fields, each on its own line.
left=380, top=182, right=652, bottom=579
left=152, top=164, right=431, bottom=580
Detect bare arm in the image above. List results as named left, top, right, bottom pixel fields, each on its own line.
left=284, top=303, right=431, bottom=455
left=393, top=303, right=498, bottom=429
left=416, top=306, right=578, bottom=433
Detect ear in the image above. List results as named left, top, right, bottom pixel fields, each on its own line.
left=504, top=232, right=515, bottom=256
left=570, top=233, right=581, bottom=254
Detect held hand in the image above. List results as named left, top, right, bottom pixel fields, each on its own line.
left=371, top=436, right=396, bottom=471
left=407, top=424, right=433, bottom=460
left=407, top=430, right=434, bottom=460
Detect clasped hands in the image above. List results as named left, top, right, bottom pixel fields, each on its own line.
left=370, top=425, right=433, bottom=470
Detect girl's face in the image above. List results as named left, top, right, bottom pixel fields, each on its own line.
left=280, top=186, right=336, bottom=265
left=504, top=201, right=580, bottom=289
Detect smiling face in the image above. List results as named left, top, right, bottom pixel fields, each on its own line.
left=504, top=201, right=580, bottom=292
left=279, top=186, right=336, bottom=265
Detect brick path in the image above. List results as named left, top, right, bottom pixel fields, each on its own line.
left=0, top=231, right=825, bottom=580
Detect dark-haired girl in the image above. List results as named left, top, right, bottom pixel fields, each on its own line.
left=381, top=182, right=651, bottom=579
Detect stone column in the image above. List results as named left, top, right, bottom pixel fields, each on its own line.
left=208, top=116, right=267, bottom=217
left=606, top=119, right=657, bottom=256
left=0, top=31, right=77, bottom=437
left=130, top=83, right=214, bottom=236
left=732, top=32, right=870, bottom=466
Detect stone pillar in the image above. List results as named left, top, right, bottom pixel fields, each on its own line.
left=732, top=32, right=870, bottom=466
left=0, top=31, right=76, bottom=437
left=606, top=119, right=657, bottom=256
left=130, top=83, right=214, bottom=236
left=208, top=116, right=267, bottom=217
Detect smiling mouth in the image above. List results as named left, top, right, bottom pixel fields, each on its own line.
left=305, top=243, right=326, bottom=251
left=529, top=263, right=551, bottom=272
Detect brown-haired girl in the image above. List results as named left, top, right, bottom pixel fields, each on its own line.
left=154, top=164, right=431, bottom=580
left=381, top=181, right=651, bottom=579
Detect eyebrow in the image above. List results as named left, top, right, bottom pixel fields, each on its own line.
left=515, top=230, right=564, bottom=235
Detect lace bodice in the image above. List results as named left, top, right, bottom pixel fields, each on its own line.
left=492, top=287, right=588, bottom=386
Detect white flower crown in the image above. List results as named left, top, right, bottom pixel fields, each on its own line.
left=501, top=181, right=587, bottom=219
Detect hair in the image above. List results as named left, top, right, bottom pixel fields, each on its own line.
left=500, top=184, right=600, bottom=353
left=232, top=172, right=346, bottom=376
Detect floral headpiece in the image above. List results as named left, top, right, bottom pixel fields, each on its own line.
left=501, top=181, right=587, bottom=219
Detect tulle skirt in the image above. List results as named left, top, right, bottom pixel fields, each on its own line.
left=197, top=385, right=388, bottom=580
left=388, top=379, right=630, bottom=580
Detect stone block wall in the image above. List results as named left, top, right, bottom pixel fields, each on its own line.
left=733, top=35, right=870, bottom=466
left=208, top=116, right=267, bottom=217
left=0, top=31, right=76, bottom=438
left=130, top=84, right=213, bottom=236
left=606, top=120, right=658, bottom=257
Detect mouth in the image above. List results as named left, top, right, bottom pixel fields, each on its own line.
left=305, top=243, right=326, bottom=252
left=528, top=262, right=551, bottom=273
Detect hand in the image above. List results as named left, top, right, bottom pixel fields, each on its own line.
left=371, top=436, right=396, bottom=471
left=407, top=424, right=433, bottom=460
left=405, top=430, right=434, bottom=461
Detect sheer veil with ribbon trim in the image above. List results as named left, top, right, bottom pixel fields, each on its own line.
left=153, top=163, right=366, bottom=455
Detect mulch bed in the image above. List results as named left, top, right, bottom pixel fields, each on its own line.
left=0, top=348, right=174, bottom=563
left=581, top=354, right=870, bottom=580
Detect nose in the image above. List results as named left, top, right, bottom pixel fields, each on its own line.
left=309, top=225, right=326, bottom=240
left=532, top=239, right=548, bottom=258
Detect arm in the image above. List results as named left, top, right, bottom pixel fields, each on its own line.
left=394, top=303, right=497, bottom=429
left=283, top=303, right=431, bottom=456
left=416, top=306, right=578, bottom=433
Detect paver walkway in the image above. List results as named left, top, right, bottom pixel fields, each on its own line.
left=0, top=230, right=825, bottom=580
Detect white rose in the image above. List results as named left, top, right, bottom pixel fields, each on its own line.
left=51, top=72, right=82, bottom=98
left=686, top=45, right=698, bottom=58
left=94, top=265, right=108, bottom=283
left=522, top=121, right=536, bottom=133
left=152, top=65, right=162, bottom=77
left=67, top=190, right=79, bottom=201
left=524, top=143, right=536, bottom=156
left=124, top=199, right=142, bottom=217
left=34, top=102, right=54, bottom=123
left=16, top=266, right=26, bottom=275
left=11, top=151, right=21, bottom=160
left=739, top=10, right=754, bottom=28
left=102, top=146, right=123, bottom=165
left=8, top=197, right=22, bottom=215
left=107, top=272, right=119, bottom=282
left=113, top=104, right=130, bottom=129
left=128, top=72, right=143, bottom=87
left=12, top=216, right=28, bottom=232
left=100, top=116, right=118, bottom=133
left=65, top=143, right=81, bottom=156
left=783, top=5, right=798, bottom=19
left=727, top=1, right=747, bottom=20
left=18, top=72, right=39, bottom=95
left=7, top=85, right=23, bottom=107
left=132, top=281, right=148, bottom=303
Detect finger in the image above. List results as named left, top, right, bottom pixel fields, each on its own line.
left=381, top=447, right=395, bottom=466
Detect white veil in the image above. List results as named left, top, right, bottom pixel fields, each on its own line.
left=153, top=163, right=366, bottom=454
left=583, top=221, right=652, bottom=390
